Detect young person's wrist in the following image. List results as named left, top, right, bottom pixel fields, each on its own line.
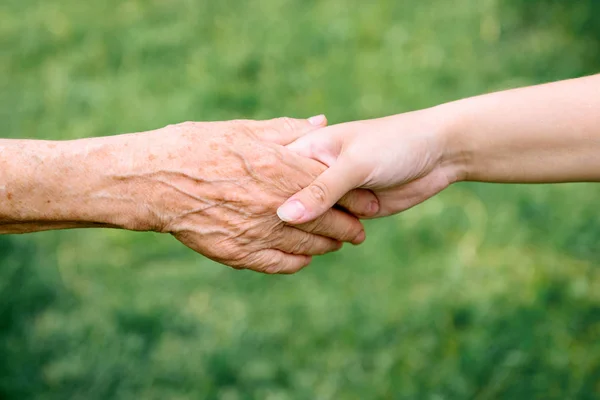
left=428, top=102, right=474, bottom=184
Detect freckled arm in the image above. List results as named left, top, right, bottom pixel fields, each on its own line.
left=0, top=137, right=150, bottom=234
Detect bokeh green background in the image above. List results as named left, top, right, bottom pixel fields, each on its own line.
left=2, top=0, right=600, bottom=399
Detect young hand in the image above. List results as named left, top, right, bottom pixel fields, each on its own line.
left=277, top=108, right=463, bottom=224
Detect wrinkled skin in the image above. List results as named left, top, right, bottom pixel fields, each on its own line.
left=115, top=118, right=376, bottom=274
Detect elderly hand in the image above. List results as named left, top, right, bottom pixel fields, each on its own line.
left=1, top=116, right=377, bottom=273
left=102, top=117, right=377, bottom=273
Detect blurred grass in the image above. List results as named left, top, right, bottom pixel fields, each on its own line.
left=1, top=0, right=600, bottom=399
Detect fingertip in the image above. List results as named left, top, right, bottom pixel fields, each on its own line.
left=368, top=200, right=380, bottom=216
left=277, top=197, right=327, bottom=225
left=357, top=199, right=380, bottom=219
left=308, top=114, right=327, bottom=127
left=277, top=200, right=306, bottom=223
left=351, top=230, right=366, bottom=245
left=262, top=116, right=326, bottom=146
left=338, top=189, right=380, bottom=218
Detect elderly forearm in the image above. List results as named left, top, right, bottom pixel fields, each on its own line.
left=441, top=74, right=600, bottom=183
left=0, top=137, right=150, bottom=234
left=0, top=117, right=371, bottom=273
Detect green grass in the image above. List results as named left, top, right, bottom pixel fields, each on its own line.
left=1, top=0, right=600, bottom=399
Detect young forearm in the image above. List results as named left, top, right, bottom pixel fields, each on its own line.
left=441, top=74, right=600, bottom=183
left=277, top=74, right=600, bottom=223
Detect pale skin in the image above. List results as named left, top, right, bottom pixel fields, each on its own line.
left=277, top=74, right=600, bottom=224
left=0, top=116, right=379, bottom=274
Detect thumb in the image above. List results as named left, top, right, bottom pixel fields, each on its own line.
left=277, top=157, right=363, bottom=224
left=256, top=114, right=328, bottom=145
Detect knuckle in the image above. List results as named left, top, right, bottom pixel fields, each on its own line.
left=342, top=218, right=361, bottom=238
left=229, top=248, right=248, bottom=262
left=223, top=120, right=255, bottom=140
left=234, top=253, right=263, bottom=272
left=242, top=251, right=279, bottom=274
left=226, top=252, right=254, bottom=270
left=215, top=243, right=248, bottom=264
left=251, top=199, right=281, bottom=216
left=253, top=147, right=282, bottom=171
left=311, top=214, right=332, bottom=233
left=337, top=199, right=357, bottom=215
left=298, top=213, right=332, bottom=235
left=341, top=189, right=361, bottom=204
left=291, top=234, right=313, bottom=254
left=327, top=213, right=359, bottom=241
left=309, top=240, right=330, bottom=255
left=264, top=263, right=284, bottom=274
left=262, top=257, right=284, bottom=274
left=278, top=117, right=297, bottom=132
left=308, top=182, right=329, bottom=204
left=297, top=221, right=317, bottom=234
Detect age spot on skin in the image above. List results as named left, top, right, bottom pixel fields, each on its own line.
left=6, top=192, right=12, bottom=200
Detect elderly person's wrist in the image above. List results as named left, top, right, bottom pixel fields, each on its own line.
left=1, top=116, right=373, bottom=273
left=0, top=136, right=158, bottom=233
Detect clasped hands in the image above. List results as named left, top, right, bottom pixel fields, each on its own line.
left=124, top=109, right=458, bottom=274
left=130, top=116, right=377, bottom=274
left=3, top=76, right=597, bottom=274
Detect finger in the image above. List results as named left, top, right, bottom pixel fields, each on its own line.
left=274, top=227, right=343, bottom=255
left=286, top=127, right=340, bottom=167
left=277, top=158, right=364, bottom=225
left=245, top=249, right=312, bottom=274
left=337, top=189, right=380, bottom=218
left=255, top=115, right=328, bottom=145
left=374, top=171, right=451, bottom=216
left=297, top=207, right=366, bottom=245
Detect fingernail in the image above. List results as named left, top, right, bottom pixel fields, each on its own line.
left=277, top=200, right=306, bottom=222
left=368, top=200, right=380, bottom=215
left=308, top=114, right=326, bottom=126
left=352, top=230, right=366, bottom=245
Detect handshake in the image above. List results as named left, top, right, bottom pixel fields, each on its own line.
left=0, top=112, right=458, bottom=274
left=2, top=74, right=599, bottom=273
